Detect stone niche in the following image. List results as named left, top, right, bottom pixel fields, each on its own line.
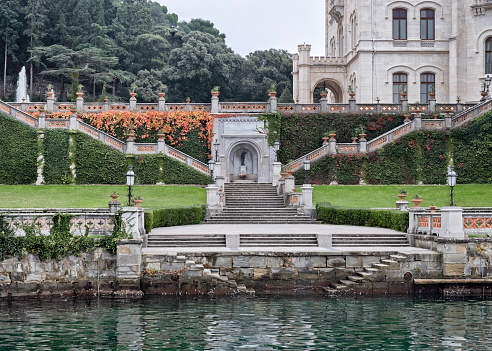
left=213, top=115, right=276, bottom=183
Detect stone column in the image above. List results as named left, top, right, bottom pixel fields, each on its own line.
left=38, top=112, right=46, bottom=129
left=116, top=239, right=143, bottom=292
left=301, top=184, right=315, bottom=217
left=440, top=207, right=464, bottom=238
left=349, top=97, right=357, bottom=113
left=401, top=98, right=408, bottom=113
left=157, top=137, right=166, bottom=153
left=358, top=134, right=367, bottom=153
left=414, top=113, right=422, bottom=130
left=122, top=207, right=145, bottom=239
left=103, top=99, right=109, bottom=111
left=129, top=94, right=137, bottom=111
left=206, top=184, right=220, bottom=217
left=445, top=114, right=452, bottom=129
left=126, top=137, right=134, bottom=154
left=109, top=201, right=121, bottom=214
left=158, top=93, right=166, bottom=112
left=396, top=200, right=409, bottom=211
left=272, top=162, right=282, bottom=186
left=46, top=95, right=54, bottom=113
left=268, top=96, right=278, bottom=113
left=297, top=44, right=312, bottom=103
left=429, top=97, right=436, bottom=114
left=328, top=137, right=337, bottom=154
left=407, top=208, right=419, bottom=234
left=76, top=94, right=84, bottom=113
left=69, top=112, right=78, bottom=130
left=285, top=174, right=295, bottom=194
left=319, top=97, right=329, bottom=113
left=211, top=96, right=219, bottom=114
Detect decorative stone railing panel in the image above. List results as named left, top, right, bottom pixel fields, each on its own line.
left=220, top=103, right=268, bottom=113
left=337, top=143, right=358, bottom=154
left=329, top=104, right=348, bottom=112
left=278, top=104, right=295, bottom=112
left=167, top=104, right=186, bottom=111
left=0, top=209, right=116, bottom=236
left=55, top=104, right=75, bottom=111
left=422, top=120, right=444, bottom=129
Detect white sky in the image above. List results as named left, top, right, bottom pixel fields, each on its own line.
left=157, top=0, right=326, bottom=57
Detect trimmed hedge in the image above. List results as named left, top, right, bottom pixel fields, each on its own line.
left=316, top=203, right=409, bottom=232
left=0, top=114, right=37, bottom=184
left=144, top=205, right=206, bottom=233
left=43, top=129, right=71, bottom=184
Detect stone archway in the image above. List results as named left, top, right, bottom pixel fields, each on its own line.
left=228, top=142, right=260, bottom=182
left=313, top=78, right=344, bottom=103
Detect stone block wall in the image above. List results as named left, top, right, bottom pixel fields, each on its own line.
left=0, top=249, right=116, bottom=298
left=141, top=251, right=443, bottom=296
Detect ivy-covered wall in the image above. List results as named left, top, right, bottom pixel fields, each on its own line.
left=0, top=114, right=209, bottom=185
left=294, top=111, right=492, bottom=185
left=0, top=115, right=37, bottom=184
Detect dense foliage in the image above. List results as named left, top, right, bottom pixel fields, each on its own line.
left=80, top=110, right=214, bottom=162
left=43, top=129, right=71, bottom=184
left=0, top=114, right=38, bottom=184
left=0, top=212, right=128, bottom=260
left=144, top=205, right=206, bottom=233
left=316, top=203, right=409, bottom=232
left=0, top=0, right=293, bottom=103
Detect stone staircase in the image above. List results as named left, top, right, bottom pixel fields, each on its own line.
left=332, top=233, right=410, bottom=247
left=325, top=254, right=409, bottom=293
left=206, top=183, right=317, bottom=224
left=147, top=234, right=226, bottom=248
left=180, top=256, right=255, bottom=296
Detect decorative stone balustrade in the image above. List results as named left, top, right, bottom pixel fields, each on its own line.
left=409, top=207, right=492, bottom=237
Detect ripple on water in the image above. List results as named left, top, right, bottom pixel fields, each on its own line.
left=2, top=297, right=492, bottom=350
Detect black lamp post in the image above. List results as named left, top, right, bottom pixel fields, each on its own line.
left=486, top=75, right=491, bottom=97
left=126, top=165, right=135, bottom=206
left=208, top=159, right=215, bottom=183
left=274, top=139, right=280, bottom=162
left=304, top=156, right=311, bottom=184
left=213, top=138, right=220, bottom=162
left=447, top=166, right=457, bottom=206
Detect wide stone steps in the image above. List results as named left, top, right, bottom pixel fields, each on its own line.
left=207, top=182, right=317, bottom=224
left=147, top=235, right=226, bottom=248
left=332, top=234, right=409, bottom=247
left=240, top=234, right=318, bottom=247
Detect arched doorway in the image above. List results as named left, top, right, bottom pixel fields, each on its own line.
left=228, top=142, right=260, bottom=182
left=312, top=79, right=344, bottom=103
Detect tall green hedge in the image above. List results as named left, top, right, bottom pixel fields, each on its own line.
left=144, top=205, right=206, bottom=233
left=316, top=203, right=409, bottom=232
left=0, top=114, right=37, bottom=184
left=43, top=129, right=71, bottom=184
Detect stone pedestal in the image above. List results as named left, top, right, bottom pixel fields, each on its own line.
left=109, top=201, right=121, bottom=214
left=129, top=96, right=137, bottom=111
left=69, top=112, right=78, bottom=130
left=440, top=207, right=464, bottom=238
left=116, top=239, right=143, bottom=292
left=328, top=138, right=337, bottom=154
left=272, top=162, right=281, bottom=186
left=301, top=184, right=315, bottom=217
left=349, top=98, right=356, bottom=113
left=122, top=207, right=145, bottom=239
left=396, top=200, right=409, bottom=211
left=414, top=113, right=422, bottom=130
left=158, top=95, right=167, bottom=112
left=268, top=96, right=277, bottom=113
left=211, top=96, right=219, bottom=114
left=206, top=184, right=220, bottom=217
left=319, top=97, right=329, bottom=112
left=285, top=175, right=295, bottom=194
left=76, top=96, right=84, bottom=112
left=46, top=95, right=54, bottom=113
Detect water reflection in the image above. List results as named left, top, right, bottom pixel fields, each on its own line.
left=1, top=297, right=492, bottom=350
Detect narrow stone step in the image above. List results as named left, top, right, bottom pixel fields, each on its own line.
left=330, top=283, right=349, bottom=289
left=390, top=254, right=407, bottom=260
left=339, top=279, right=356, bottom=286
left=373, top=263, right=390, bottom=269
left=347, top=275, right=364, bottom=283
left=365, top=268, right=379, bottom=273
left=357, top=271, right=373, bottom=278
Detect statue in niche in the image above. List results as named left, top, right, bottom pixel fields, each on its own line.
left=240, top=151, right=247, bottom=166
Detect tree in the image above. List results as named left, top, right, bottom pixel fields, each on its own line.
left=0, top=0, right=23, bottom=97
left=133, top=69, right=167, bottom=102
left=179, top=18, right=226, bottom=41
left=164, top=31, right=242, bottom=102
left=238, top=49, right=293, bottom=102
left=23, top=0, right=49, bottom=97
left=279, top=86, right=294, bottom=103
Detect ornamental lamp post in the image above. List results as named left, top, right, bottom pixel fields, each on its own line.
left=274, top=139, right=280, bottom=162
left=213, top=138, right=220, bottom=162
left=446, top=166, right=457, bottom=206
left=304, top=156, right=311, bottom=184
left=126, top=165, right=135, bottom=206
left=208, top=159, right=215, bottom=183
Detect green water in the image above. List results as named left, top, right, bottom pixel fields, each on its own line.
left=1, top=297, right=491, bottom=350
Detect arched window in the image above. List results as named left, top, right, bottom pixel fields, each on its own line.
left=421, top=9, right=435, bottom=40
left=486, top=37, right=492, bottom=74
left=393, top=73, right=407, bottom=103
left=421, top=73, right=435, bottom=103
left=393, top=8, right=407, bottom=40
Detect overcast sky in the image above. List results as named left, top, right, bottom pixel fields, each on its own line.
left=157, top=0, right=326, bottom=57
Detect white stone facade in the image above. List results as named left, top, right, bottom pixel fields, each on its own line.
left=293, top=0, right=492, bottom=104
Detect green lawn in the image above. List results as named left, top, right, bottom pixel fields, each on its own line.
left=0, top=184, right=490, bottom=209
left=0, top=185, right=206, bottom=209
left=312, top=184, right=492, bottom=208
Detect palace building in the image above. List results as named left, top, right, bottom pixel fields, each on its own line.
left=293, top=0, right=492, bottom=104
